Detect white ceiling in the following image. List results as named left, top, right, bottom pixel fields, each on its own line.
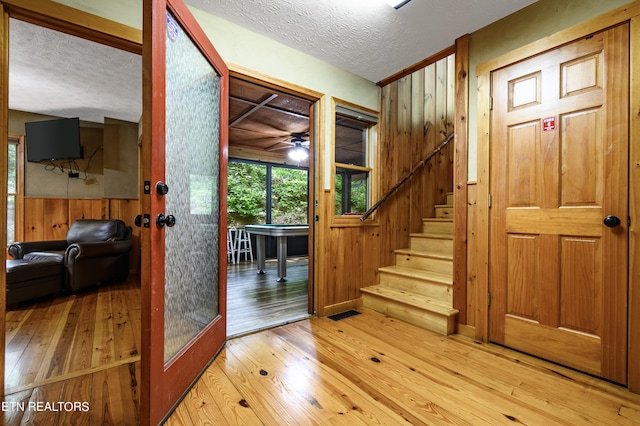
left=8, top=0, right=537, bottom=124
left=187, top=0, right=538, bottom=82
left=9, top=18, right=142, bottom=124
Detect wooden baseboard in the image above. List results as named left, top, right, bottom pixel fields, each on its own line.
left=320, top=298, right=363, bottom=317
left=456, top=323, right=475, bottom=339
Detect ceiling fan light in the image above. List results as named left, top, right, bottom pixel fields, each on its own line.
left=384, top=0, right=411, bottom=9
left=288, top=146, right=308, bottom=161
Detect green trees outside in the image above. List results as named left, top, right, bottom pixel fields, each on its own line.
left=227, top=161, right=308, bottom=227
left=227, top=162, right=267, bottom=226
left=7, top=142, right=16, bottom=244
left=335, top=172, right=367, bottom=215
left=271, top=167, right=308, bottom=224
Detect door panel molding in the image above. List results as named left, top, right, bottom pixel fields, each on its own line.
left=476, top=5, right=640, bottom=391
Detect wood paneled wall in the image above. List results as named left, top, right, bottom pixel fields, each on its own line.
left=316, top=56, right=456, bottom=316
left=19, top=197, right=141, bottom=273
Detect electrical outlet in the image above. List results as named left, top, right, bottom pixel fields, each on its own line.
left=68, top=172, right=79, bottom=178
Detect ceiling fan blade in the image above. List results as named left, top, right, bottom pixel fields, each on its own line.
left=266, top=141, right=295, bottom=151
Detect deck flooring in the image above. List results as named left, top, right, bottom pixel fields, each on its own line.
left=227, top=257, right=309, bottom=337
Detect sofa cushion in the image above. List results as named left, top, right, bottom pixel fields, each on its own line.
left=6, top=259, right=65, bottom=306
left=6, top=259, right=64, bottom=283
left=24, top=251, right=65, bottom=262
left=66, top=219, right=129, bottom=244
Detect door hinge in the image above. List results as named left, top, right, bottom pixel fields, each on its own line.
left=488, top=193, right=492, bottom=208
left=489, top=96, right=493, bottom=111
left=487, top=291, right=491, bottom=306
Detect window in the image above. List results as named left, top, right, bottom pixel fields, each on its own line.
left=333, top=102, right=377, bottom=217
left=7, top=134, right=24, bottom=246
left=227, top=160, right=308, bottom=227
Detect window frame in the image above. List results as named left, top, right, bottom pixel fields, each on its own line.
left=331, top=98, right=378, bottom=227
left=7, top=134, right=24, bottom=247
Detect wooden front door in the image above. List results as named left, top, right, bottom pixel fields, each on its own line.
left=489, top=23, right=629, bottom=384
left=141, top=0, right=229, bottom=423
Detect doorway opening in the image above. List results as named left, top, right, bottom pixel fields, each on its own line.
left=4, top=15, right=143, bottom=421
left=226, top=77, right=315, bottom=337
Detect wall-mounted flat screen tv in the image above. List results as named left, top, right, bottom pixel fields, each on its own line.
left=25, top=117, right=82, bottom=162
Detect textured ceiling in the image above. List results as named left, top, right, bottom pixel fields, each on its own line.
left=186, top=0, right=538, bottom=82
left=9, top=18, right=142, bottom=124
left=8, top=0, right=537, bottom=125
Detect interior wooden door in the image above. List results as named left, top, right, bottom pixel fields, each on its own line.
left=489, top=23, right=629, bottom=384
left=141, top=0, right=229, bottom=423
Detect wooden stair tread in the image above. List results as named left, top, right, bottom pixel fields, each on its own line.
left=378, top=265, right=452, bottom=284
left=410, top=232, right=454, bottom=240
left=361, top=285, right=459, bottom=316
left=394, top=248, right=453, bottom=261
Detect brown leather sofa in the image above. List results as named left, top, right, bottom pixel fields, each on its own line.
left=8, top=219, right=133, bottom=292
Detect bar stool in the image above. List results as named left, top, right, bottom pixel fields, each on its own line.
left=227, top=227, right=236, bottom=264
left=234, top=226, right=253, bottom=262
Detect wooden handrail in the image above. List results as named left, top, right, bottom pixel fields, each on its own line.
left=360, top=131, right=455, bottom=221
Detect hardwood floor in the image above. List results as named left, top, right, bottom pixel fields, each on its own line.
left=1, top=257, right=309, bottom=424
left=168, top=308, right=640, bottom=425
left=2, top=278, right=141, bottom=425
left=227, top=257, right=309, bottom=337
left=8, top=263, right=640, bottom=425
left=5, top=278, right=141, bottom=394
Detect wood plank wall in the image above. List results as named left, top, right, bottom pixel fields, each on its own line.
left=18, top=197, right=141, bottom=274
left=317, top=56, right=455, bottom=316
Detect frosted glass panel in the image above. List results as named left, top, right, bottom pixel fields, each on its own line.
left=164, top=11, right=221, bottom=362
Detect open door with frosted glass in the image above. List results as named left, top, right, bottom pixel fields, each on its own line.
left=141, top=0, right=228, bottom=423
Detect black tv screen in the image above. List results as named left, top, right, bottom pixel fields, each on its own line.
left=25, top=117, right=82, bottom=162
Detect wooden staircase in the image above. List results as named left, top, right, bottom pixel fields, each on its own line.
left=361, top=192, right=458, bottom=335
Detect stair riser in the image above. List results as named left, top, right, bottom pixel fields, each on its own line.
left=362, top=294, right=456, bottom=335
left=446, top=192, right=454, bottom=205
left=435, top=206, right=453, bottom=219
left=410, top=237, right=453, bottom=255
left=422, top=220, right=454, bottom=234
left=394, top=253, right=453, bottom=275
left=379, top=272, right=452, bottom=302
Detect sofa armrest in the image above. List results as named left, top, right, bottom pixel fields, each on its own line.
left=65, top=240, right=133, bottom=261
left=8, top=240, right=68, bottom=259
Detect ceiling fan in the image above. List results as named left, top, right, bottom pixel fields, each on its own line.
left=265, top=132, right=310, bottom=161
left=266, top=132, right=310, bottom=151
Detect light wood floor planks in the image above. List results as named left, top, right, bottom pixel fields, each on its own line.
left=5, top=278, right=141, bottom=394
left=1, top=257, right=309, bottom=424
left=2, top=278, right=142, bottom=425
left=168, top=308, right=640, bottom=425
left=2, top=361, right=140, bottom=425
left=7, top=262, right=640, bottom=425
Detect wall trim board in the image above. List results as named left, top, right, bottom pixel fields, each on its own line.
left=1, top=0, right=141, bottom=53
left=378, top=44, right=456, bottom=87
left=453, top=34, right=470, bottom=324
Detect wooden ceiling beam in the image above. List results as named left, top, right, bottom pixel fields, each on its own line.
left=230, top=95, right=309, bottom=120
left=230, top=93, right=278, bottom=127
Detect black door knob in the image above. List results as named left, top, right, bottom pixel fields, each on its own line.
left=156, top=181, right=169, bottom=195
left=603, top=215, right=621, bottom=228
left=157, top=213, right=176, bottom=228
left=134, top=214, right=142, bottom=227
